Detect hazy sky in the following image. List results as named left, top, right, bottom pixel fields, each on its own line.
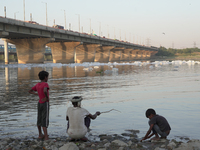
left=1, top=0, right=200, bottom=49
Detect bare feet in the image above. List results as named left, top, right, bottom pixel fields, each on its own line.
left=44, top=135, right=49, bottom=141
left=38, top=134, right=45, bottom=139
left=151, top=136, right=160, bottom=141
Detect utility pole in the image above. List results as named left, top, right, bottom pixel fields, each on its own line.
left=120, top=29, right=121, bottom=41
left=99, top=22, right=101, bottom=36
left=114, top=27, right=116, bottom=39
left=69, top=23, right=71, bottom=30
left=23, top=0, right=25, bottom=21
left=107, top=25, right=109, bottom=38
left=64, top=10, right=66, bottom=29
left=90, top=19, right=91, bottom=34
left=14, top=11, right=19, bottom=19
left=146, top=38, right=151, bottom=46
left=194, top=41, right=196, bottom=48
left=42, top=2, right=48, bottom=26
left=45, top=3, right=48, bottom=26
left=30, top=13, right=32, bottom=21
left=76, top=14, right=80, bottom=32
left=4, top=6, right=6, bottom=18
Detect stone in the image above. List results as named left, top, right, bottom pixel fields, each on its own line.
left=111, top=140, right=128, bottom=147
left=102, top=139, right=108, bottom=143
left=127, top=141, right=133, bottom=146
left=118, top=147, right=124, bottom=150
left=104, top=142, right=110, bottom=147
left=97, top=148, right=106, bottom=150
left=51, top=145, right=59, bottom=150
left=167, top=141, right=176, bottom=149
left=160, top=144, right=166, bottom=148
left=31, top=145, right=38, bottom=149
left=154, top=148, right=167, bottom=150
left=79, top=143, right=86, bottom=149
left=100, top=135, right=113, bottom=141
left=59, top=142, right=79, bottom=150
left=173, top=139, right=200, bottom=150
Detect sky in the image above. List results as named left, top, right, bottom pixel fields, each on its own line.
left=0, top=0, right=200, bottom=49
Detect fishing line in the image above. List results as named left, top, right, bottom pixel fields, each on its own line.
left=100, top=109, right=121, bottom=114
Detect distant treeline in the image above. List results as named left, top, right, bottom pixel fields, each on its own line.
left=155, top=47, right=200, bottom=56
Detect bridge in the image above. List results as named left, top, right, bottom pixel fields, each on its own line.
left=0, top=16, right=158, bottom=64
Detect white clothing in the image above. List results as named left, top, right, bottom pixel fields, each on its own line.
left=67, top=107, right=90, bottom=139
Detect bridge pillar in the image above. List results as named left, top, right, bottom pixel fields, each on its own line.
left=137, top=50, right=143, bottom=59
left=47, top=42, right=81, bottom=63
left=141, top=50, right=148, bottom=58
left=129, top=49, right=140, bottom=60
left=3, top=40, right=9, bottom=64
left=75, top=44, right=100, bottom=63
left=109, top=47, right=123, bottom=62
left=6, top=38, right=54, bottom=64
left=144, top=51, right=153, bottom=58
left=94, top=46, right=115, bottom=62
left=120, top=49, right=132, bottom=61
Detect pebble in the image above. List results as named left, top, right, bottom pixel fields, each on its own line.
left=0, top=132, right=199, bottom=150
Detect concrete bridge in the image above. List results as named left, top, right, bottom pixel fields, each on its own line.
left=0, top=16, right=158, bottom=64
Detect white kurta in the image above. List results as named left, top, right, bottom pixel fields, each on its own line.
left=67, top=107, right=90, bottom=139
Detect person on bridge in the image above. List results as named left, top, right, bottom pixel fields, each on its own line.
left=140, top=108, right=171, bottom=142
left=29, top=71, right=50, bottom=141
left=66, top=96, right=101, bottom=142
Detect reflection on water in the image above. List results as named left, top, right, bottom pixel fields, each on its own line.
left=0, top=61, right=200, bottom=141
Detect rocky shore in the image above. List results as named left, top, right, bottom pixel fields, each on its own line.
left=1, top=130, right=200, bottom=150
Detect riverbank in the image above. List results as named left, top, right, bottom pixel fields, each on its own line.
left=1, top=130, right=200, bottom=150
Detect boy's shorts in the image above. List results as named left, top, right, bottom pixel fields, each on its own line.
left=37, top=102, right=49, bottom=127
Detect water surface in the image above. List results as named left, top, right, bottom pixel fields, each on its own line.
left=0, top=60, right=200, bottom=141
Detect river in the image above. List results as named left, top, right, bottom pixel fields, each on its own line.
left=0, top=60, right=200, bottom=141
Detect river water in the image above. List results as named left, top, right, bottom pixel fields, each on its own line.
left=0, top=60, right=200, bottom=141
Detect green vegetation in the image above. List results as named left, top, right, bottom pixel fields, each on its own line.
left=156, top=46, right=200, bottom=56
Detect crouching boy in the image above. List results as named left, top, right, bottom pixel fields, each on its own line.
left=141, top=108, right=171, bottom=142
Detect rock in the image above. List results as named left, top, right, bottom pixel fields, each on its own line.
left=154, top=148, right=167, bottom=150
left=160, top=144, right=165, bottom=148
left=0, top=141, right=8, bottom=145
left=104, top=142, right=110, bottom=147
left=51, top=145, right=59, bottom=150
left=102, top=139, right=108, bottom=143
left=151, top=139, right=167, bottom=143
left=167, top=141, right=176, bottom=149
left=118, top=147, right=124, bottom=150
left=100, top=135, right=113, bottom=141
left=31, top=145, right=38, bottom=149
left=135, top=143, right=143, bottom=148
left=173, top=139, right=200, bottom=150
left=59, top=142, right=79, bottom=150
left=127, top=141, right=133, bottom=146
left=79, top=143, right=86, bottom=149
left=111, top=140, right=128, bottom=147
left=97, top=148, right=106, bottom=150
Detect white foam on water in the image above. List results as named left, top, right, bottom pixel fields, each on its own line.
left=1, top=60, right=200, bottom=69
